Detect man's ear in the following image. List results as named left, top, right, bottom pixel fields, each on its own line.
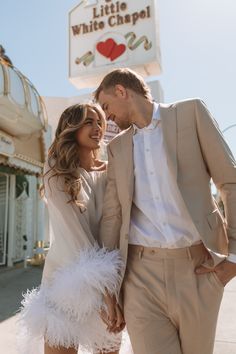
left=114, top=84, right=127, bottom=98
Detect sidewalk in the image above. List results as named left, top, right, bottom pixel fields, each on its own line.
left=214, top=278, right=236, bottom=353
left=0, top=266, right=235, bottom=353
left=0, top=266, right=42, bottom=322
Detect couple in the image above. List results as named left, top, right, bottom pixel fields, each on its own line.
left=20, top=68, right=236, bottom=354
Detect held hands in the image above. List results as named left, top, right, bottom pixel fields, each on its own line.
left=100, top=292, right=126, bottom=334
left=195, top=259, right=236, bottom=286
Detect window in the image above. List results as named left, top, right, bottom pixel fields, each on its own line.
left=8, top=67, right=25, bottom=106
left=0, top=64, right=4, bottom=96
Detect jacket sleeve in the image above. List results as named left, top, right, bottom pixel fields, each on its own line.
left=99, top=143, right=122, bottom=250
left=195, top=99, right=236, bottom=254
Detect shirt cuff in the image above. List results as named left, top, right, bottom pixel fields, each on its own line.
left=227, top=253, right=236, bottom=263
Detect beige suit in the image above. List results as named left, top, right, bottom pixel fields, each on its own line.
left=100, top=98, right=236, bottom=354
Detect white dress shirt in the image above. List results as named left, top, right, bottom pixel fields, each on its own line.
left=129, top=102, right=202, bottom=248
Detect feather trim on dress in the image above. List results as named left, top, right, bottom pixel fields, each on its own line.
left=18, top=246, right=124, bottom=353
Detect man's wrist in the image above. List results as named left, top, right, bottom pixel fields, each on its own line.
left=226, top=253, right=236, bottom=263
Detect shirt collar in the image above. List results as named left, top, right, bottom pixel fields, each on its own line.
left=133, top=102, right=160, bottom=133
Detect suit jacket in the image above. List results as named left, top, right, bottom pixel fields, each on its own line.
left=99, top=98, right=236, bottom=291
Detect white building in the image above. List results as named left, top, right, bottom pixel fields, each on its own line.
left=0, top=56, right=49, bottom=267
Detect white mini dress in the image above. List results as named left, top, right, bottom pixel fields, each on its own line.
left=18, top=164, right=123, bottom=354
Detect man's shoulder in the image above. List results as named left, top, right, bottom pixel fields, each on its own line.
left=159, top=97, right=203, bottom=109
left=108, top=126, right=133, bottom=148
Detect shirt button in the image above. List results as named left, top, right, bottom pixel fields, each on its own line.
left=150, top=171, right=154, bottom=175
left=146, top=148, right=150, bottom=152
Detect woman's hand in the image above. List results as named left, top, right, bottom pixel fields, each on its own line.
left=100, top=292, right=117, bottom=329
left=112, top=303, right=126, bottom=333
left=100, top=292, right=126, bottom=333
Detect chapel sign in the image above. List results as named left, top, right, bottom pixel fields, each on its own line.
left=69, top=0, right=162, bottom=88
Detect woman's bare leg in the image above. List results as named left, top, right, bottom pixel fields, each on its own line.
left=45, top=344, right=119, bottom=354
left=44, top=343, right=77, bottom=354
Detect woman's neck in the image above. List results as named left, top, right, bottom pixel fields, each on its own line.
left=78, top=150, right=95, bottom=171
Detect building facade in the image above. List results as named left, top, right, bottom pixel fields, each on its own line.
left=0, top=56, right=49, bottom=267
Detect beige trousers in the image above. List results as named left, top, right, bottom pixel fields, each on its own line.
left=122, top=243, right=224, bottom=354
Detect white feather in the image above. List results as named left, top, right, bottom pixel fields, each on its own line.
left=18, top=246, right=124, bottom=353
left=47, top=246, right=124, bottom=320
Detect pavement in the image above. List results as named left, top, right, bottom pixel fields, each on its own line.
left=0, top=265, right=236, bottom=354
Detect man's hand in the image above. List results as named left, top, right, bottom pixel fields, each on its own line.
left=195, top=259, right=236, bottom=286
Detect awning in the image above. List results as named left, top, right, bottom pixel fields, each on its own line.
left=0, top=130, right=45, bottom=175
left=0, top=155, right=42, bottom=175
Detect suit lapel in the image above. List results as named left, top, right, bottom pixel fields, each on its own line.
left=159, top=104, right=177, bottom=180
left=120, top=125, right=134, bottom=198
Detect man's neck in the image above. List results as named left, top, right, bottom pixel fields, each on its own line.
left=130, top=98, right=154, bottom=129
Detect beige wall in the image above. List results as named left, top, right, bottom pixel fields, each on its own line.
left=43, top=94, right=92, bottom=137
left=13, top=134, right=45, bottom=163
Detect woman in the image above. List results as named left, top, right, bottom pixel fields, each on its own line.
left=19, top=103, right=125, bottom=354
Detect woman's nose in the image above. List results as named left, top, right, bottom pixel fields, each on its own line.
left=93, top=121, right=101, bottom=131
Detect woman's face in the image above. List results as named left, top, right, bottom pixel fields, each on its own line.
left=76, top=108, right=103, bottom=150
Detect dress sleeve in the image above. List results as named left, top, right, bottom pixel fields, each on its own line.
left=42, top=167, right=93, bottom=281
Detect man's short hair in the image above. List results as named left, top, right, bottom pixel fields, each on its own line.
left=94, top=68, right=152, bottom=101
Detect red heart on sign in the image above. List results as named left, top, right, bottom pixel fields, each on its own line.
left=110, top=44, right=126, bottom=61
left=96, top=38, right=126, bottom=61
left=96, top=38, right=116, bottom=58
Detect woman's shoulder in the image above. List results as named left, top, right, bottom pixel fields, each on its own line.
left=90, top=171, right=107, bottom=194
left=79, top=167, right=106, bottom=186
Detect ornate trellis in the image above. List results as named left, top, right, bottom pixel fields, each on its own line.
left=0, top=174, right=8, bottom=265
left=14, top=182, right=29, bottom=261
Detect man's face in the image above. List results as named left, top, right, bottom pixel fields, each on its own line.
left=98, top=88, right=131, bottom=130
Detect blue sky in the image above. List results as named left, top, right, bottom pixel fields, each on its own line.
left=0, top=0, right=236, bottom=154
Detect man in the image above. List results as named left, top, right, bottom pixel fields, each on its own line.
left=94, top=68, right=236, bottom=354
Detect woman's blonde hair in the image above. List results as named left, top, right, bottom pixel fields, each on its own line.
left=44, top=103, right=106, bottom=206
